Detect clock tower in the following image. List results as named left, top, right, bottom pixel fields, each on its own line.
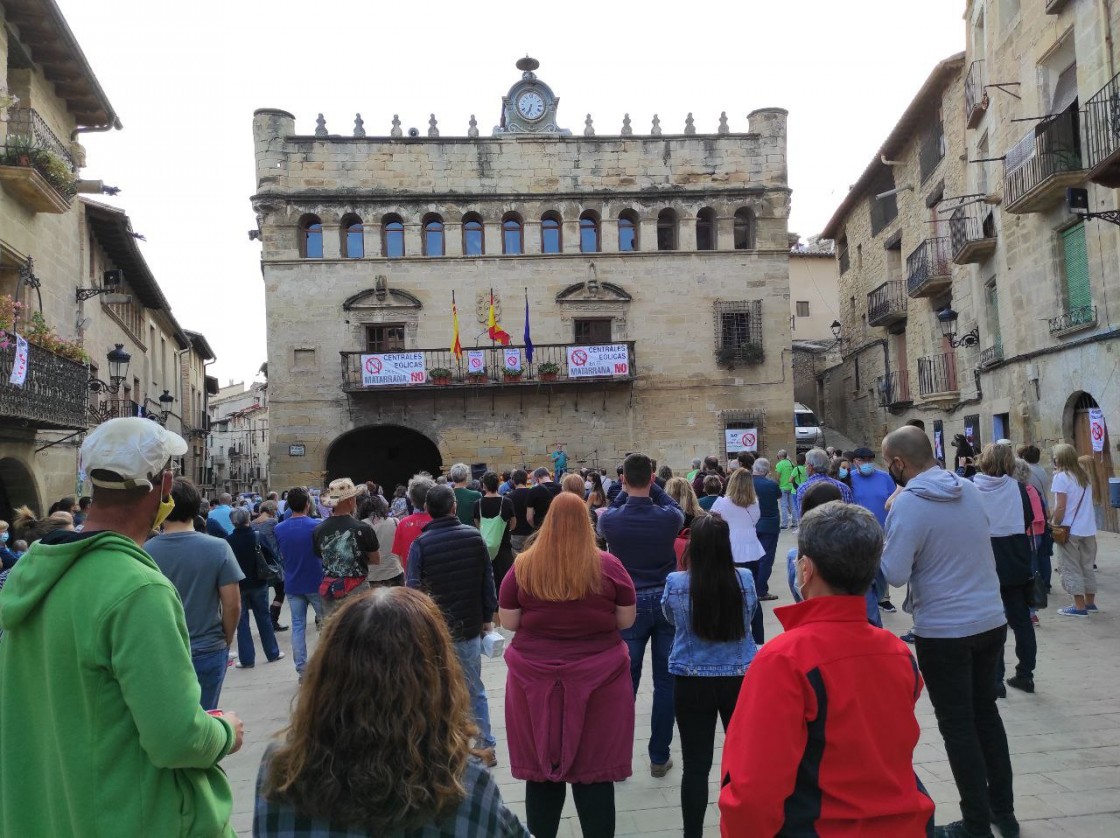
left=494, top=57, right=570, bottom=136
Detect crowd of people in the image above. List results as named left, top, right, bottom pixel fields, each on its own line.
left=0, top=416, right=1105, bottom=837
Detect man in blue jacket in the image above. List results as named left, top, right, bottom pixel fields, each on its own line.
left=598, top=453, right=684, bottom=778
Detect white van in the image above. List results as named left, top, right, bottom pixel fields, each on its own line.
left=794, top=403, right=825, bottom=452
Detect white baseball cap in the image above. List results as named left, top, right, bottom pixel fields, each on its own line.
left=80, top=417, right=187, bottom=490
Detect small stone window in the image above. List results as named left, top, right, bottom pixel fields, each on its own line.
left=365, top=324, right=406, bottom=353
left=462, top=212, right=484, bottom=256
left=657, top=208, right=678, bottom=251
left=299, top=214, right=323, bottom=259
left=423, top=214, right=444, bottom=256
left=714, top=300, right=764, bottom=366
left=502, top=213, right=523, bottom=255
left=541, top=212, right=562, bottom=253
left=696, top=207, right=717, bottom=251
left=341, top=213, right=364, bottom=259
left=381, top=214, right=405, bottom=258
left=574, top=318, right=612, bottom=344
left=796, top=301, right=810, bottom=318
left=618, top=210, right=639, bottom=252
left=579, top=211, right=600, bottom=253
left=733, top=208, right=755, bottom=250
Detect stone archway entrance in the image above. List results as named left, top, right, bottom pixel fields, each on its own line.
left=0, top=457, right=40, bottom=522
left=325, top=425, right=442, bottom=493
left=1064, top=391, right=1117, bottom=533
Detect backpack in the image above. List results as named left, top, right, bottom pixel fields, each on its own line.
left=478, top=500, right=506, bottom=560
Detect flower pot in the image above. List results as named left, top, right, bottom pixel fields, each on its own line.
left=432, top=376, right=452, bottom=386
left=503, top=374, right=523, bottom=383
left=468, top=375, right=487, bottom=385
left=539, top=371, right=558, bottom=382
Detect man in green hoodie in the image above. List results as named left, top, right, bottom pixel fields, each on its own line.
left=0, top=417, right=244, bottom=837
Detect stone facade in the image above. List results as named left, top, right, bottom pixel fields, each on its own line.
left=207, top=382, right=269, bottom=496
left=788, top=244, right=840, bottom=343
left=252, top=63, right=793, bottom=491
left=821, top=1, right=1120, bottom=532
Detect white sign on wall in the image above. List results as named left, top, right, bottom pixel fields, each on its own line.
left=466, top=350, right=486, bottom=374
left=566, top=344, right=629, bottom=378
left=1090, top=408, right=1107, bottom=453
left=360, top=352, right=427, bottom=386
left=725, top=428, right=758, bottom=454
left=503, top=348, right=522, bottom=371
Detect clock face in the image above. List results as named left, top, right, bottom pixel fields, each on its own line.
left=517, top=90, right=546, bottom=121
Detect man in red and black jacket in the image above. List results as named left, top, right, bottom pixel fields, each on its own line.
left=719, top=501, right=935, bottom=837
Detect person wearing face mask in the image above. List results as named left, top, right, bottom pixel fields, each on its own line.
left=0, top=418, right=244, bottom=838
left=719, top=501, right=935, bottom=836
left=849, top=446, right=900, bottom=616
left=879, top=426, right=1015, bottom=838
left=0, top=521, right=18, bottom=570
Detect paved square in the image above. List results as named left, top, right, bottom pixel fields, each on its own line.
left=220, top=529, right=1120, bottom=836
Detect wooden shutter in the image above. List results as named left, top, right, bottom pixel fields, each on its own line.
left=1061, top=224, right=1091, bottom=310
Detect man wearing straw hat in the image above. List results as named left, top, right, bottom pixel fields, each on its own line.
left=312, top=478, right=380, bottom=617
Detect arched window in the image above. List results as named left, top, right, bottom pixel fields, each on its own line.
left=541, top=212, right=562, bottom=254
left=299, top=214, right=323, bottom=259
left=502, top=213, right=523, bottom=255
left=733, top=207, right=756, bottom=250
left=618, top=210, right=639, bottom=252
left=656, top=209, right=678, bottom=251
left=696, top=208, right=717, bottom=251
left=423, top=214, right=444, bottom=256
left=579, top=211, right=600, bottom=253
left=462, top=213, right=484, bottom=256
left=381, top=214, right=405, bottom=258
left=341, top=213, right=364, bottom=258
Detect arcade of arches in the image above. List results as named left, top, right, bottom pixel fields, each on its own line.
left=0, top=458, right=39, bottom=524
left=325, top=426, right=442, bottom=493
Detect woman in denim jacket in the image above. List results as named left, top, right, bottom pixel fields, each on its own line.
left=661, top=515, right=758, bottom=838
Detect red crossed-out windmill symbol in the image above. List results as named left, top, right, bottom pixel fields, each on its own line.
left=1092, top=422, right=1104, bottom=442
left=364, top=356, right=382, bottom=375
left=571, top=349, right=589, bottom=366
left=743, top=431, right=757, bottom=448
left=469, top=355, right=483, bottom=371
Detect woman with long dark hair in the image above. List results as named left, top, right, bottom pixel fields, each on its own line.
left=254, top=587, right=527, bottom=836
left=661, top=514, right=758, bottom=838
left=498, top=492, right=636, bottom=838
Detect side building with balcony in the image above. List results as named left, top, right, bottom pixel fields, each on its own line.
left=251, top=59, right=793, bottom=491
left=819, top=53, right=971, bottom=454
left=207, top=381, right=268, bottom=497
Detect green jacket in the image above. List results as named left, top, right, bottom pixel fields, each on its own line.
left=0, top=531, right=236, bottom=837
left=774, top=458, right=795, bottom=491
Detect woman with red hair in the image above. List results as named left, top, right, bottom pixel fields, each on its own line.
left=498, top=491, right=637, bottom=838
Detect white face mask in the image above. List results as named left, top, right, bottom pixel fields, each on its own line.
left=795, top=556, right=811, bottom=602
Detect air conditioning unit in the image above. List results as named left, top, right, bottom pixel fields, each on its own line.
left=102, top=269, right=124, bottom=287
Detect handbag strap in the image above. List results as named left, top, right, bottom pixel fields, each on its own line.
left=1065, top=481, right=1087, bottom=526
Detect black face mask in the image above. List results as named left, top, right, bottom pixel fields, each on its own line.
left=888, top=460, right=908, bottom=487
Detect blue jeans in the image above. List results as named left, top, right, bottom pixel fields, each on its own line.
left=621, top=587, right=675, bottom=765
left=192, top=647, right=229, bottom=710
left=454, top=636, right=495, bottom=749
left=236, top=584, right=280, bottom=666
left=779, top=489, right=797, bottom=527
left=756, top=531, right=779, bottom=596
left=288, top=592, right=325, bottom=675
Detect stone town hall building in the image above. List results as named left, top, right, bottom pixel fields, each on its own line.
left=251, top=59, right=793, bottom=491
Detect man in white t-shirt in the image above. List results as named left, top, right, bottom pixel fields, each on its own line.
left=1049, top=444, right=1097, bottom=618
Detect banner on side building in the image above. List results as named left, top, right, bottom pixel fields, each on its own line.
left=8, top=334, right=28, bottom=387
left=1089, top=408, right=1106, bottom=453
left=566, top=344, right=629, bottom=378
left=360, top=352, right=426, bottom=386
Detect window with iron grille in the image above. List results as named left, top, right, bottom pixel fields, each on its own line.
left=919, top=118, right=946, bottom=182
left=365, top=324, right=405, bottom=353
left=714, top=300, right=763, bottom=364
left=868, top=169, right=898, bottom=236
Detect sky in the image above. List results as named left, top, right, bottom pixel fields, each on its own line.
left=56, top=0, right=965, bottom=385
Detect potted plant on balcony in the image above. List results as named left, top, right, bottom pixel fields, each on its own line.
left=502, top=365, right=523, bottom=382
left=429, top=366, right=453, bottom=385
left=537, top=361, right=561, bottom=382
left=467, top=368, right=488, bottom=384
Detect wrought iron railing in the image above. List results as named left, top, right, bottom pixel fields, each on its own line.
left=1004, top=109, right=1083, bottom=208
left=1085, top=72, right=1120, bottom=172
left=876, top=370, right=911, bottom=407
left=979, top=342, right=1004, bottom=367
left=965, top=60, right=987, bottom=124
left=906, top=237, right=952, bottom=295
left=1048, top=305, right=1097, bottom=334
left=918, top=353, right=958, bottom=397
left=867, top=281, right=906, bottom=325
left=948, top=202, right=997, bottom=257
left=341, top=342, right=637, bottom=391
left=1, top=107, right=78, bottom=201
left=0, top=341, right=89, bottom=430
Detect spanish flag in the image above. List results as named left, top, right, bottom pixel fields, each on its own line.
left=451, top=292, right=462, bottom=358
left=487, top=289, right=511, bottom=346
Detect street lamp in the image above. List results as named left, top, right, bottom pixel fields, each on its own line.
left=158, top=389, right=175, bottom=423
left=89, top=344, right=132, bottom=396
left=830, top=320, right=842, bottom=341
left=936, top=307, right=980, bottom=348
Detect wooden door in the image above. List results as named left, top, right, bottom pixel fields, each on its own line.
left=1073, top=396, right=1117, bottom=532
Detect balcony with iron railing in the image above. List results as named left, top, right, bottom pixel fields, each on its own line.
left=917, top=352, right=959, bottom=399
left=1004, top=109, right=1086, bottom=214
left=876, top=370, right=912, bottom=408
left=949, top=202, right=998, bottom=265
left=0, top=107, right=78, bottom=213
left=0, top=341, right=90, bottom=430
left=341, top=342, right=636, bottom=393
left=906, top=237, right=952, bottom=298
left=1085, top=72, right=1120, bottom=187
left=1049, top=305, right=1097, bottom=337
left=965, top=60, right=988, bottom=129
left=867, top=281, right=907, bottom=328
left=979, top=341, right=1004, bottom=368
